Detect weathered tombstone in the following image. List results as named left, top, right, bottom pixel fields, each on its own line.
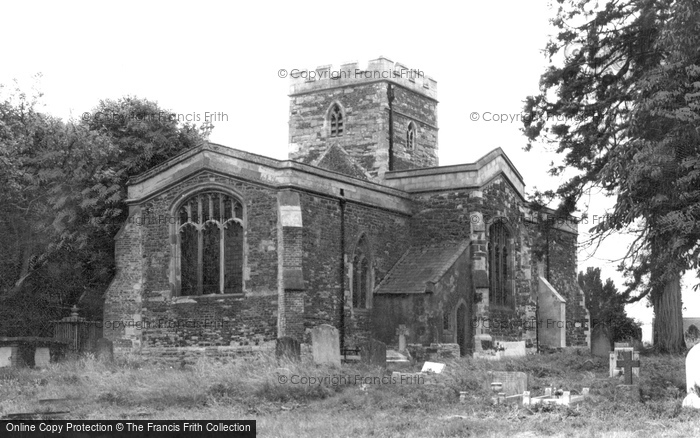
left=501, top=341, right=526, bottom=358
left=396, top=325, right=409, bottom=352
left=275, top=337, right=301, bottom=362
left=0, top=346, right=13, bottom=367
left=311, top=324, right=340, bottom=367
left=34, top=347, right=51, bottom=368
left=96, top=338, right=114, bottom=363
left=361, top=339, right=386, bottom=368
left=591, top=323, right=612, bottom=358
left=488, top=371, right=530, bottom=396
left=683, top=343, right=700, bottom=409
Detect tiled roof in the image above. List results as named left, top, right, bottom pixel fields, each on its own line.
left=375, top=241, right=469, bottom=295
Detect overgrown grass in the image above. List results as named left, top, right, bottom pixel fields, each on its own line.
left=0, top=350, right=697, bottom=437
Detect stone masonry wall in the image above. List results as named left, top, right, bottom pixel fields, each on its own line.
left=103, top=206, right=144, bottom=351
left=391, top=86, right=438, bottom=171
left=298, top=192, right=410, bottom=348
left=409, top=177, right=536, bottom=343
left=289, top=81, right=438, bottom=179
left=289, top=82, right=388, bottom=178
left=526, top=219, right=589, bottom=347
left=107, top=171, right=280, bottom=351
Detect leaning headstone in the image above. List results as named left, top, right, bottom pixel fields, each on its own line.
left=591, top=323, right=612, bottom=358
left=683, top=343, right=700, bottom=409
left=34, top=347, right=51, bottom=368
left=311, top=324, right=340, bottom=367
left=488, top=371, right=530, bottom=396
left=276, top=337, right=301, bottom=362
left=0, top=347, right=13, bottom=367
left=96, top=338, right=114, bottom=363
left=361, top=339, right=387, bottom=368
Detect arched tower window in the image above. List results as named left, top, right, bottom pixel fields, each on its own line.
left=329, top=104, right=344, bottom=137
left=177, top=191, right=244, bottom=296
left=406, top=121, right=416, bottom=151
left=352, top=236, right=371, bottom=309
left=489, top=220, right=511, bottom=306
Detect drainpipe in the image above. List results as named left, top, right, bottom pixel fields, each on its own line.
left=387, top=83, right=395, bottom=171
left=339, top=189, right=346, bottom=350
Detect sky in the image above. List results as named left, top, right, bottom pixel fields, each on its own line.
left=2, top=1, right=698, bottom=338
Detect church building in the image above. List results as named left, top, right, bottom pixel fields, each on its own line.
left=103, top=57, right=590, bottom=360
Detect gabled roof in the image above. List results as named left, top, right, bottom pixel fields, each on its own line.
left=375, top=241, right=469, bottom=295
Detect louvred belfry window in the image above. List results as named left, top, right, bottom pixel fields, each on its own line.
left=330, top=104, right=343, bottom=137
left=178, top=192, right=244, bottom=295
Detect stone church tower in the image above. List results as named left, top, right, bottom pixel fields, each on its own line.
left=288, top=56, right=439, bottom=180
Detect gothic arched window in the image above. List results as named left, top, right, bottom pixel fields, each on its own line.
left=329, top=104, right=344, bottom=137
left=177, top=191, right=244, bottom=296
left=352, top=236, right=371, bottom=309
left=489, top=220, right=511, bottom=306
left=406, top=121, right=416, bottom=151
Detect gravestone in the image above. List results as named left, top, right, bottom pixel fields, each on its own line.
left=361, top=339, right=386, bottom=368
left=488, top=371, right=530, bottom=396
left=682, top=343, right=700, bottom=409
left=616, top=350, right=640, bottom=385
left=421, top=362, right=445, bottom=373
left=34, top=347, right=51, bottom=368
left=96, top=338, right=114, bottom=363
left=0, top=346, right=13, bottom=367
left=275, top=337, right=301, bottom=362
left=311, top=324, right=340, bottom=367
left=609, top=347, right=639, bottom=379
left=591, top=323, right=612, bottom=358
left=396, top=325, right=409, bottom=352
left=501, top=341, right=526, bottom=358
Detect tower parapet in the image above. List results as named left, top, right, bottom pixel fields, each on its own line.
left=289, top=56, right=437, bottom=100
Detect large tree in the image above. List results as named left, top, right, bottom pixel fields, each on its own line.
left=523, top=0, right=700, bottom=353
left=0, top=89, right=212, bottom=334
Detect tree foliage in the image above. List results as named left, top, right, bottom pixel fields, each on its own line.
left=0, top=86, right=212, bottom=335
left=523, top=0, right=699, bottom=352
left=578, top=267, right=642, bottom=342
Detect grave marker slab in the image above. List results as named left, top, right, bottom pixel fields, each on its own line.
left=683, top=343, right=700, bottom=409
left=361, top=339, right=386, bottom=368
left=421, top=362, right=445, bottom=374
left=0, top=346, right=14, bottom=368
left=34, top=347, right=50, bottom=368
left=488, top=371, right=530, bottom=396
left=617, top=350, right=640, bottom=385
left=96, top=338, right=114, bottom=363
left=396, top=325, right=409, bottom=352
left=311, top=324, right=340, bottom=367
left=591, top=324, right=612, bottom=358
left=609, top=347, right=639, bottom=379
left=501, top=341, right=526, bottom=357
left=275, top=337, right=301, bottom=362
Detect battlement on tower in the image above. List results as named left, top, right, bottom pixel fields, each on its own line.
left=289, top=56, right=437, bottom=100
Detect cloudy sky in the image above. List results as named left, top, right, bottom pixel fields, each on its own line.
left=2, top=1, right=697, bottom=335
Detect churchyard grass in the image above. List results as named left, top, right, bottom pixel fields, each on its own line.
left=0, top=350, right=697, bottom=437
